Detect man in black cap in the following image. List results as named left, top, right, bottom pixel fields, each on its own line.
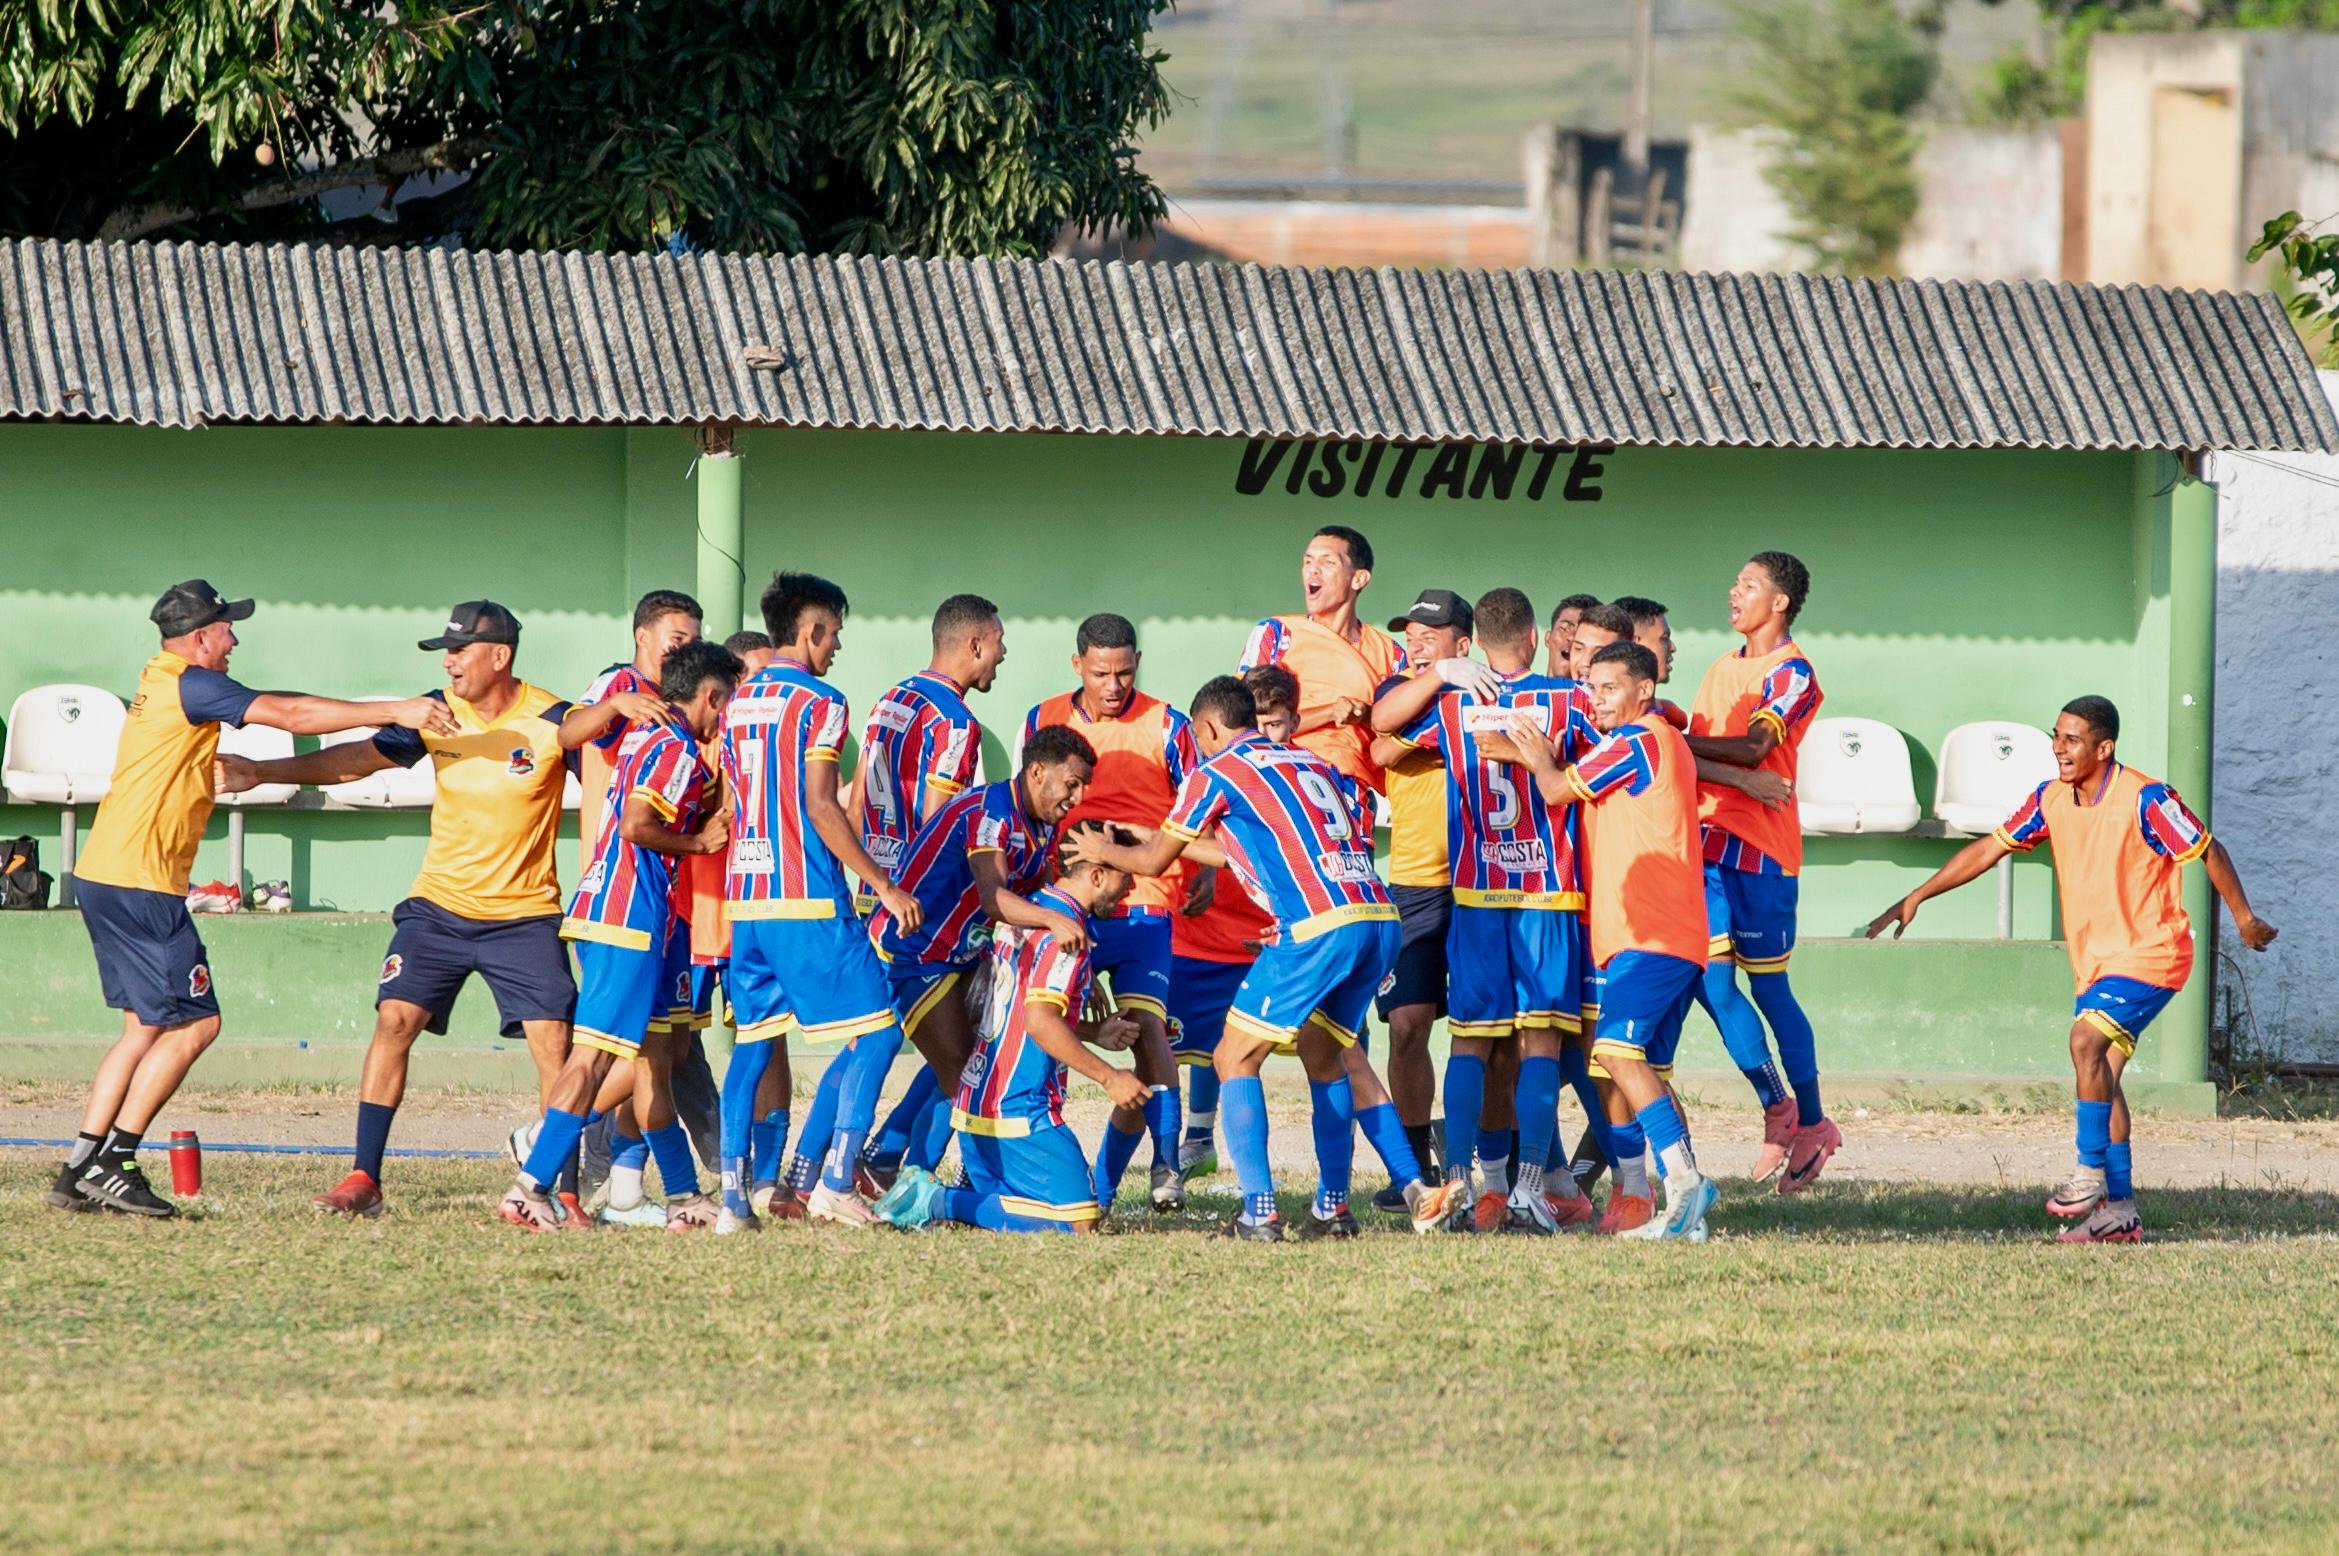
left=220, top=600, right=584, bottom=1220
left=53, top=582, right=452, bottom=1218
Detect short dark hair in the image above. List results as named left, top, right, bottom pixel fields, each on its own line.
left=1191, top=674, right=1257, bottom=730
left=1243, top=663, right=1300, bottom=716
left=1576, top=602, right=1634, bottom=640
left=760, top=571, right=849, bottom=645
left=1611, top=595, right=1669, bottom=629
left=634, top=590, right=703, bottom=632
left=723, top=630, right=773, bottom=655
left=1023, top=724, right=1097, bottom=772
left=658, top=639, right=744, bottom=703
left=2062, top=695, right=2120, bottom=743
left=1055, top=817, right=1137, bottom=875
left=1314, top=524, right=1374, bottom=573
left=1552, top=592, right=1601, bottom=625
left=931, top=593, right=1000, bottom=648
left=1075, top=612, right=1138, bottom=655
left=1589, top=640, right=1659, bottom=683
left=1473, top=587, right=1538, bottom=647
left=1748, top=550, right=1811, bottom=626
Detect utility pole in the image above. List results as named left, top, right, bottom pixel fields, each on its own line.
left=1623, top=0, right=1654, bottom=191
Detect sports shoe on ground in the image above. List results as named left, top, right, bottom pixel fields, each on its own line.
left=2045, top=1169, right=2107, bottom=1219
left=751, top=1182, right=807, bottom=1221
left=664, top=1194, right=719, bottom=1232
left=504, top=1121, right=537, bottom=1171
left=314, top=1170, right=385, bottom=1219
left=1215, top=1213, right=1285, bottom=1243
left=715, top=1205, right=760, bottom=1235
left=1150, top=1161, right=1185, bottom=1213
left=873, top=1168, right=945, bottom=1230
left=1407, top=1178, right=1466, bottom=1234
left=1626, top=1173, right=1718, bottom=1242
left=249, top=879, right=293, bottom=913
left=1293, top=1207, right=1362, bottom=1240
left=75, top=1156, right=177, bottom=1217
left=1370, top=1181, right=1409, bottom=1214
left=185, top=880, right=241, bottom=914
left=1751, top=1098, right=1799, bottom=1183
left=806, top=1183, right=880, bottom=1228
left=2056, top=1198, right=2142, bottom=1244
left=1505, top=1187, right=1560, bottom=1237
left=1542, top=1180, right=1597, bottom=1231
left=498, top=1183, right=562, bottom=1232
left=1776, top=1117, right=1842, bottom=1196
left=1470, top=1189, right=1509, bottom=1234
left=1594, top=1190, right=1654, bottom=1236
left=855, top=1160, right=898, bottom=1201
left=552, top=1190, right=592, bottom=1230
left=600, top=1198, right=670, bottom=1228
left=49, top=1160, right=101, bottom=1213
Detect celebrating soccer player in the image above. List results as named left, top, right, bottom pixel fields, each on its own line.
left=1544, top=593, right=1600, bottom=679
left=1240, top=525, right=1401, bottom=793
left=565, top=590, right=705, bottom=871
left=1865, top=695, right=2275, bottom=1242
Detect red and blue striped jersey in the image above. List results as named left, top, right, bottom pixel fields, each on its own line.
left=953, top=884, right=1094, bottom=1135
left=1162, top=732, right=1391, bottom=944
left=1397, top=670, right=1598, bottom=909
left=856, top=671, right=983, bottom=880
left=869, top=778, right=1059, bottom=969
left=562, top=716, right=711, bottom=952
left=579, top=664, right=655, bottom=751
left=721, top=659, right=854, bottom=915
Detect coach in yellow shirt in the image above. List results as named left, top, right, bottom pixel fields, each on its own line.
left=55, top=580, right=452, bottom=1220
left=220, top=601, right=579, bottom=1220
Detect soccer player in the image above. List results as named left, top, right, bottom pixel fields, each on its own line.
left=500, top=641, right=742, bottom=1231
left=221, top=602, right=579, bottom=1221
left=1023, top=613, right=1194, bottom=1212
left=1070, top=676, right=1463, bottom=1242
left=1375, top=587, right=1598, bottom=1235
left=1544, top=593, right=1601, bottom=679
left=1240, top=525, right=1401, bottom=793
left=877, top=822, right=1149, bottom=1234
left=1610, top=595, right=1676, bottom=683
left=1865, top=696, right=2275, bottom=1242
left=54, top=580, right=453, bottom=1218
left=1492, top=640, right=1719, bottom=1241
left=1683, top=553, right=1839, bottom=1191
left=1365, top=589, right=1476, bottom=1202
left=566, top=589, right=704, bottom=871
left=717, top=571, right=923, bottom=1232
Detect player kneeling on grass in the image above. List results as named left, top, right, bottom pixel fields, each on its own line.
left=1864, top=695, right=2275, bottom=1244
left=877, top=821, right=1145, bottom=1233
left=501, top=642, right=742, bottom=1233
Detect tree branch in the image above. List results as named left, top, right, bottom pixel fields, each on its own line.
left=96, top=135, right=494, bottom=243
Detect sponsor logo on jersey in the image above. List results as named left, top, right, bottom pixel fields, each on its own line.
left=866, top=836, right=903, bottom=870
left=1481, top=839, right=1550, bottom=872
left=578, top=861, right=607, bottom=894
left=732, top=837, right=775, bottom=874
left=869, top=699, right=919, bottom=735
left=1464, top=703, right=1550, bottom=736
left=1319, top=852, right=1379, bottom=883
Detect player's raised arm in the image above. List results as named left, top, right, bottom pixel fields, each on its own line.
left=244, top=691, right=458, bottom=738
left=560, top=690, right=664, bottom=752
left=1864, top=833, right=2011, bottom=940
left=972, top=848, right=1088, bottom=953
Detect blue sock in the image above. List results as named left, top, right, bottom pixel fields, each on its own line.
left=613, top=1130, right=652, bottom=1172
left=1221, top=1075, right=1276, bottom=1223
left=1143, top=1085, right=1182, bottom=1168
left=521, top=1108, right=588, bottom=1191
left=1638, top=1094, right=1687, bottom=1154
left=2074, top=1098, right=2112, bottom=1168
left=1186, top=1066, right=1221, bottom=1137
left=1441, top=1054, right=1486, bottom=1183
left=787, top=1057, right=850, bottom=1193
left=1307, top=1076, right=1355, bottom=1215
left=2105, top=1139, right=2133, bottom=1201
left=907, top=1089, right=955, bottom=1173
left=1355, top=1100, right=1421, bottom=1189
left=719, top=1040, right=773, bottom=1161
left=1515, top=1056, right=1560, bottom=1185
left=869, top=1066, right=939, bottom=1171
left=1476, top=1127, right=1511, bottom=1174
left=1748, top=972, right=1820, bottom=1124
left=1698, top=968, right=1787, bottom=1106
left=748, top=1108, right=788, bottom=1186
left=645, top=1122, right=698, bottom=1198
left=1559, top=1046, right=1602, bottom=1130
left=823, top=1027, right=905, bottom=1192
left=1093, top=1115, right=1145, bottom=1205
left=354, top=1100, right=395, bottom=1181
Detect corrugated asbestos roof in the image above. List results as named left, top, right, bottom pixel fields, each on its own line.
left=2, top=237, right=2333, bottom=451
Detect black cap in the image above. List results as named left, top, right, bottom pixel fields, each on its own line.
left=418, top=600, right=521, bottom=650
left=1387, top=588, right=1473, bottom=635
left=151, top=579, right=255, bottom=638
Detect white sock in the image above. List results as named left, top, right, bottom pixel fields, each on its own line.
left=1187, top=1106, right=1216, bottom=1138
left=1614, top=1153, right=1651, bottom=1197
left=1479, top=1153, right=1511, bottom=1197
left=1657, top=1140, right=1700, bottom=1187
left=1514, top=1160, right=1545, bottom=1200
left=607, top=1162, right=646, bottom=1210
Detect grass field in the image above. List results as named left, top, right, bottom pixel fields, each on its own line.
left=9, top=1143, right=2339, bottom=1555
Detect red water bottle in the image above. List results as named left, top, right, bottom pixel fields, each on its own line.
left=167, top=1129, right=202, bottom=1196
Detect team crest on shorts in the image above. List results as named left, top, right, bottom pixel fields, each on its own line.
left=1378, top=970, right=1397, bottom=998
left=379, top=953, right=404, bottom=985
left=188, top=963, right=211, bottom=997
left=506, top=746, right=537, bottom=777
left=675, top=971, right=692, bottom=1003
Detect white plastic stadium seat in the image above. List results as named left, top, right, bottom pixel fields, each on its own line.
left=215, top=721, right=298, bottom=808
left=563, top=769, right=582, bottom=812
left=3, top=683, right=127, bottom=805
left=317, top=724, right=394, bottom=808
left=1935, top=721, right=2056, bottom=836
left=1795, top=717, right=1921, bottom=835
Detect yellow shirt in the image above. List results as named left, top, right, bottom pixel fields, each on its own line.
left=376, top=682, right=573, bottom=921
left=1376, top=669, right=1449, bottom=888
left=77, top=651, right=258, bottom=896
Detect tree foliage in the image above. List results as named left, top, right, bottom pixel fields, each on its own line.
left=2250, top=210, right=2339, bottom=368
left=0, top=0, right=1173, bottom=257
left=1725, top=0, right=1940, bottom=277
left=1974, top=1, right=2339, bottom=123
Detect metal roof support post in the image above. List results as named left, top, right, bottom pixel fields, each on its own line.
left=2160, top=459, right=2217, bottom=1095
left=696, top=423, right=745, bottom=638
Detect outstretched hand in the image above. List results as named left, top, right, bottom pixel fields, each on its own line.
left=1863, top=898, right=1915, bottom=940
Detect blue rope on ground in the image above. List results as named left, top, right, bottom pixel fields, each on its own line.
left=0, top=1137, right=503, bottom=1160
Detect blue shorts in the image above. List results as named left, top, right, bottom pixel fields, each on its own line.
left=727, top=905, right=893, bottom=1046
left=1168, top=954, right=1252, bottom=1066
left=1445, top=904, right=1582, bottom=1037
left=1590, top=951, right=1703, bottom=1076
left=1704, top=863, right=1797, bottom=973
left=76, top=879, right=219, bottom=1028
left=1226, top=916, right=1398, bottom=1054
left=571, top=928, right=690, bottom=1061
left=1579, top=947, right=1605, bottom=1029
left=669, top=962, right=724, bottom=1033
left=1375, top=883, right=1451, bottom=1019
left=2076, top=976, right=2178, bottom=1056
left=1091, top=911, right=1172, bottom=1019
left=885, top=962, right=969, bottom=1038
left=956, top=1123, right=1103, bottom=1226
left=378, top=897, right=576, bottom=1037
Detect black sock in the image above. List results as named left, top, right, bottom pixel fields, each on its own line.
left=67, top=1131, right=104, bottom=1170
left=100, top=1126, right=143, bottom=1163
left=1404, top=1122, right=1437, bottom=1171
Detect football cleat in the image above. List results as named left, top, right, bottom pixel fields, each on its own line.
left=2046, top=1169, right=2107, bottom=1219
left=751, top=1182, right=808, bottom=1221
left=664, top=1194, right=719, bottom=1232
left=504, top=1120, right=537, bottom=1171
left=1470, top=1189, right=1508, bottom=1234
left=1178, top=1140, right=1218, bottom=1181
left=1542, top=1179, right=1597, bottom=1231
left=1150, top=1162, right=1186, bottom=1213
left=1293, top=1207, right=1362, bottom=1241
left=49, top=1160, right=101, bottom=1213
left=1594, top=1189, right=1655, bottom=1236
left=715, top=1205, right=761, bottom=1236
left=873, top=1167, right=945, bottom=1231
left=1215, top=1213, right=1285, bottom=1243
left=1504, top=1187, right=1560, bottom=1237
left=314, top=1170, right=385, bottom=1219
left=2056, top=1199, right=2142, bottom=1244
left=1407, top=1178, right=1467, bottom=1234
left=855, top=1160, right=898, bottom=1201
left=1625, top=1173, right=1718, bottom=1242
left=600, top=1198, right=670, bottom=1228
left=75, top=1157, right=177, bottom=1218
left=1776, top=1117, right=1842, bottom=1196
left=1751, top=1098, right=1799, bottom=1183
left=497, top=1184, right=562, bottom=1232
left=806, top=1183, right=880, bottom=1228
left=552, top=1190, right=592, bottom=1230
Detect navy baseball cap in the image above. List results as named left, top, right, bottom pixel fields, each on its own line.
left=419, top=600, right=521, bottom=650
left=151, top=579, right=255, bottom=638
left=1387, top=589, right=1473, bottom=635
